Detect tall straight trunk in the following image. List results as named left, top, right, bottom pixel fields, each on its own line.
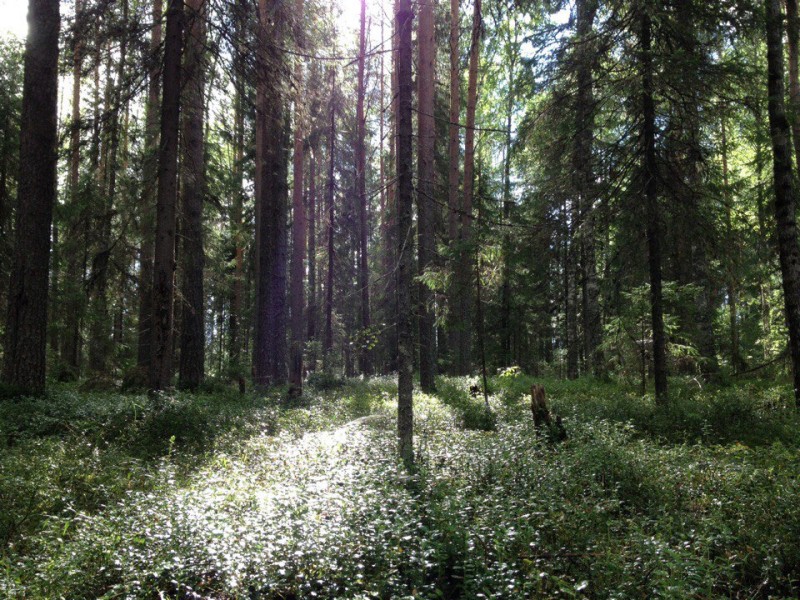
left=574, top=0, right=603, bottom=377
left=254, top=0, right=288, bottom=388
left=417, top=0, right=436, bottom=391
left=640, top=5, right=668, bottom=403
left=766, top=0, right=800, bottom=405
left=455, top=0, right=481, bottom=376
left=289, top=14, right=306, bottom=390
left=62, top=0, right=85, bottom=376
left=3, top=0, right=60, bottom=394
left=499, top=25, right=516, bottom=368
left=355, top=0, right=372, bottom=375
left=786, top=0, right=800, bottom=173
left=229, top=0, right=246, bottom=392
left=307, top=149, right=317, bottom=371
left=447, top=0, right=461, bottom=366
left=138, top=0, right=163, bottom=370
left=721, top=116, right=743, bottom=373
left=90, top=1, right=128, bottom=375
left=323, top=69, right=336, bottom=370
left=396, top=0, right=414, bottom=467
left=178, top=0, right=206, bottom=391
left=565, top=197, right=579, bottom=379
left=148, top=0, right=184, bottom=391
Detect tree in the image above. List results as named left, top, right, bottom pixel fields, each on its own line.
left=417, top=0, right=436, bottom=392
left=149, top=0, right=184, bottom=392
left=2, top=0, right=61, bottom=395
left=178, top=0, right=207, bottom=391
left=640, top=0, right=668, bottom=403
left=396, top=0, right=414, bottom=466
left=765, top=0, right=800, bottom=405
left=356, top=0, right=372, bottom=375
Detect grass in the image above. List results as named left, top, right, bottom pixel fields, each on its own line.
left=1, top=374, right=799, bottom=598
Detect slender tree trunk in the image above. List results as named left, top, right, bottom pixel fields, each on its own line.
left=499, top=26, right=516, bottom=368
left=148, top=0, right=184, bottom=391
left=640, top=4, right=668, bottom=403
left=230, top=0, right=245, bottom=393
left=455, top=0, right=481, bottom=376
left=178, top=0, right=206, bottom=391
left=62, top=0, right=85, bottom=377
left=574, top=0, right=604, bottom=377
left=289, top=10, right=306, bottom=390
left=396, top=0, right=414, bottom=467
left=355, top=0, right=372, bottom=376
left=766, top=0, right=800, bottom=406
left=785, top=0, right=800, bottom=173
left=324, top=68, right=336, bottom=370
left=2, top=0, right=61, bottom=395
left=417, top=0, right=436, bottom=391
left=307, top=149, right=317, bottom=372
left=448, top=0, right=461, bottom=367
left=137, top=0, right=162, bottom=370
left=721, top=116, right=743, bottom=373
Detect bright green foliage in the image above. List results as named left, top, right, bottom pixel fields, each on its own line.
left=2, top=377, right=799, bottom=598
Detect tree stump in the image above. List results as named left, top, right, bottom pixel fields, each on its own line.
left=530, top=384, right=567, bottom=441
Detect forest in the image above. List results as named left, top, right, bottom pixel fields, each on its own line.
left=2, top=0, right=800, bottom=597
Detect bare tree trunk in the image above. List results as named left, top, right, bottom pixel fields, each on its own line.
left=178, top=0, right=206, bottom=391
left=455, top=0, right=481, bottom=375
left=785, top=0, right=800, bottom=173
left=417, top=0, right=436, bottom=391
left=766, top=0, right=800, bottom=406
left=323, top=68, right=336, bottom=370
left=307, top=148, right=317, bottom=372
left=62, top=0, right=85, bottom=377
left=447, top=0, right=461, bottom=367
left=396, top=0, right=414, bottom=467
left=137, top=0, right=162, bottom=370
left=148, top=0, right=184, bottom=392
left=640, top=4, right=668, bottom=403
left=230, top=0, right=245, bottom=393
left=289, top=7, right=306, bottom=390
left=355, top=0, right=372, bottom=376
left=3, top=0, right=61, bottom=395
left=574, top=0, right=604, bottom=377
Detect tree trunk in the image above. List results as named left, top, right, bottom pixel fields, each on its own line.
left=785, top=0, right=800, bottom=173
left=148, top=0, right=184, bottom=392
left=62, top=0, right=85, bottom=377
left=640, top=4, right=668, bottom=403
left=323, top=69, right=336, bottom=371
left=230, top=0, right=245, bottom=393
left=178, top=0, right=206, bottom=391
left=574, top=0, right=604, bottom=377
left=3, top=0, right=61, bottom=395
left=455, top=0, right=481, bottom=376
left=289, top=10, right=306, bottom=390
left=396, top=0, right=414, bottom=467
left=448, top=0, right=461, bottom=368
left=766, top=0, right=800, bottom=406
left=355, top=0, right=372, bottom=376
left=417, top=0, right=436, bottom=391
left=307, top=148, right=317, bottom=372
left=137, top=0, right=162, bottom=370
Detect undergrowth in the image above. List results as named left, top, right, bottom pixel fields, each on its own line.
left=1, top=375, right=798, bottom=598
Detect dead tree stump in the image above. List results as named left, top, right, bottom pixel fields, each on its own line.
left=530, top=384, right=567, bottom=441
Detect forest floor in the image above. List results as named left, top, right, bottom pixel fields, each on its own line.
left=1, top=374, right=800, bottom=599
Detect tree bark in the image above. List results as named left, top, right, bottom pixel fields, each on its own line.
left=148, top=0, right=184, bottom=392
left=785, top=0, right=800, bottom=173
left=766, top=0, right=800, bottom=406
left=417, top=0, right=436, bottom=391
left=178, top=0, right=206, bottom=391
left=356, top=0, right=372, bottom=376
left=323, top=68, right=336, bottom=371
left=574, top=0, right=604, bottom=377
left=640, top=4, right=668, bottom=403
left=230, top=0, right=245, bottom=392
left=396, top=0, right=415, bottom=467
left=307, top=148, right=317, bottom=372
left=3, top=0, right=61, bottom=395
left=137, top=0, right=162, bottom=371
left=289, top=7, right=306, bottom=390
left=448, top=0, right=461, bottom=367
